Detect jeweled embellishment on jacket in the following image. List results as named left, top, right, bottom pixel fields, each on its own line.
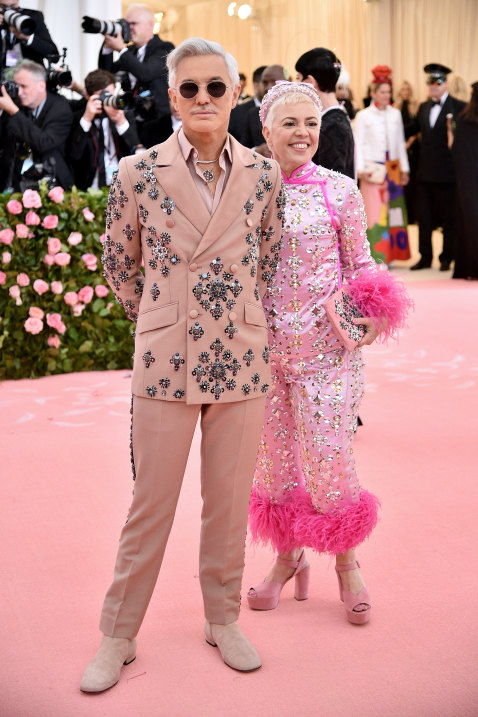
left=161, top=196, right=175, bottom=214
left=142, top=350, right=155, bottom=367
left=170, top=353, right=185, bottom=371
left=189, top=322, right=205, bottom=341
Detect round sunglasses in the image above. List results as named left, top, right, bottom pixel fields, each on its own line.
left=175, top=81, right=232, bottom=99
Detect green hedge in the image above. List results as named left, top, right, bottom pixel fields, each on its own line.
left=0, top=182, right=134, bottom=380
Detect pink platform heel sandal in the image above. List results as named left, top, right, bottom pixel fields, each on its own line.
left=335, top=560, right=371, bottom=625
left=247, top=550, right=310, bottom=610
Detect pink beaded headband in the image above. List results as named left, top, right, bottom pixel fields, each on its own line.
left=259, top=81, right=323, bottom=125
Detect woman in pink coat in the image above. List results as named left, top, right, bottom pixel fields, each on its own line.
left=248, top=82, right=411, bottom=624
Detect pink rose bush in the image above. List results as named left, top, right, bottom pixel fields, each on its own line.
left=0, top=185, right=133, bottom=379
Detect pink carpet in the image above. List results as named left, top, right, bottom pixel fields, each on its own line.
left=1, top=277, right=477, bottom=716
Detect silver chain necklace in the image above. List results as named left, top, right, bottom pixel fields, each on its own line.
left=197, top=155, right=220, bottom=183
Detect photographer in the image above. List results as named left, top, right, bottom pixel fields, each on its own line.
left=0, top=59, right=73, bottom=190
left=97, top=3, right=174, bottom=148
left=1, top=1, right=59, bottom=67
left=68, top=69, right=141, bottom=190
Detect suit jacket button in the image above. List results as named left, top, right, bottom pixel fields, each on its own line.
left=166, top=219, right=175, bottom=228
left=230, top=263, right=238, bottom=273
left=228, top=311, right=237, bottom=321
left=189, top=262, right=198, bottom=272
left=246, top=218, right=253, bottom=227
left=189, top=309, right=199, bottom=319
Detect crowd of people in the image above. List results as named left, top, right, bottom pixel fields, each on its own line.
left=1, top=3, right=476, bottom=278
left=1, top=0, right=476, bottom=697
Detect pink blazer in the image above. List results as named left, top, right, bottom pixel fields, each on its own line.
left=102, top=132, right=284, bottom=404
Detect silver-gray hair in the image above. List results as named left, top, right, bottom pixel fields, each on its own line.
left=13, top=60, right=46, bottom=82
left=167, top=37, right=239, bottom=88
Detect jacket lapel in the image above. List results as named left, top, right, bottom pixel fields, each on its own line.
left=152, top=132, right=211, bottom=234
left=191, top=137, right=262, bottom=259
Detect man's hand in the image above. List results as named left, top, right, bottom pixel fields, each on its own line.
left=103, top=28, right=126, bottom=53
left=254, top=142, right=272, bottom=158
left=103, top=104, right=126, bottom=126
left=83, top=94, right=102, bottom=123
left=400, top=171, right=410, bottom=186
left=0, top=85, right=19, bottom=115
left=9, top=25, right=30, bottom=42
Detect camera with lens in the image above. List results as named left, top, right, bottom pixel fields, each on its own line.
left=1, top=79, right=18, bottom=100
left=46, top=48, right=72, bottom=93
left=81, top=15, right=131, bottom=43
left=99, top=89, right=134, bottom=110
left=1, top=4, right=36, bottom=35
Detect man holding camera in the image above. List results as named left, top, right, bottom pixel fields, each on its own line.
left=68, top=69, right=141, bottom=190
left=0, top=59, right=73, bottom=190
left=98, top=3, right=174, bottom=148
left=0, top=0, right=59, bottom=67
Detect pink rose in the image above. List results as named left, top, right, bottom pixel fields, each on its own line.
left=6, top=199, right=22, bottom=214
left=16, top=273, right=30, bottom=287
left=64, top=291, right=78, bottom=306
left=42, top=214, right=59, bottom=230
left=43, top=254, right=55, bottom=266
left=9, top=285, right=21, bottom=299
left=73, top=303, right=85, bottom=317
left=25, top=210, right=41, bottom=226
left=24, top=317, right=44, bottom=334
left=47, top=237, right=62, bottom=255
left=0, top=271, right=6, bottom=285
left=29, top=306, right=44, bottom=319
left=46, top=312, right=66, bottom=334
left=48, top=187, right=64, bottom=203
left=94, top=284, right=109, bottom=298
left=54, top=252, right=71, bottom=266
left=47, top=335, right=61, bottom=348
left=0, top=228, right=14, bottom=245
left=22, top=189, right=42, bottom=209
left=82, top=207, right=95, bottom=222
left=99, top=233, right=106, bottom=244
left=2, top=252, right=11, bottom=263
left=81, top=253, right=98, bottom=271
left=51, top=281, right=63, bottom=294
left=16, top=224, right=29, bottom=238
left=33, top=279, right=49, bottom=295
left=67, top=232, right=82, bottom=246
left=78, top=285, right=94, bottom=304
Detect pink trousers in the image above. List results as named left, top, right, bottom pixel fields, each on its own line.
left=100, top=395, right=267, bottom=638
left=249, top=349, right=379, bottom=555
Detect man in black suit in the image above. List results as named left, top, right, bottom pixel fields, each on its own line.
left=240, top=64, right=286, bottom=155
left=228, top=64, right=265, bottom=142
left=408, top=64, right=466, bottom=271
left=0, top=59, right=73, bottom=190
left=98, top=4, right=174, bottom=149
left=0, top=1, right=59, bottom=67
left=68, top=70, right=140, bottom=191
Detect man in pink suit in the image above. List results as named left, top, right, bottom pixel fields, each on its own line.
left=80, top=37, right=284, bottom=693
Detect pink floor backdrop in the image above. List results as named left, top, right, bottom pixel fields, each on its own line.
left=1, top=277, right=477, bottom=716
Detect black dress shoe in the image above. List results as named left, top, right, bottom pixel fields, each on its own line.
left=410, top=259, right=432, bottom=271
left=439, top=261, right=451, bottom=271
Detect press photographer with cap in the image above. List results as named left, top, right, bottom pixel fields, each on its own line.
left=97, top=3, right=174, bottom=148
left=408, top=63, right=466, bottom=271
left=68, top=69, right=140, bottom=190
left=0, top=0, right=59, bottom=67
left=0, top=58, right=73, bottom=191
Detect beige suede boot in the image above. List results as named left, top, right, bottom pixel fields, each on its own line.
left=80, top=635, right=137, bottom=693
left=204, top=620, right=261, bottom=671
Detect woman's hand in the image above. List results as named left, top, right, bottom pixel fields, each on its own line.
left=354, top=317, right=387, bottom=347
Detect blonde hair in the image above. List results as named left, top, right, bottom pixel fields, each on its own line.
left=264, top=91, right=321, bottom=129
